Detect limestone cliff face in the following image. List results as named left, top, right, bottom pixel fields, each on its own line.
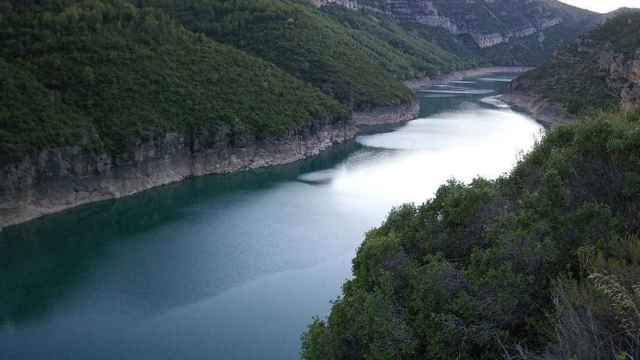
left=0, top=104, right=418, bottom=229
left=310, top=0, right=598, bottom=49
left=506, top=12, right=640, bottom=121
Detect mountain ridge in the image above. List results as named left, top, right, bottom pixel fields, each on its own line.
left=307, top=0, right=602, bottom=65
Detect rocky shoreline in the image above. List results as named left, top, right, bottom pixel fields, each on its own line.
left=0, top=102, right=419, bottom=229
left=0, top=66, right=535, bottom=229
left=499, top=92, right=576, bottom=129
left=353, top=102, right=419, bottom=126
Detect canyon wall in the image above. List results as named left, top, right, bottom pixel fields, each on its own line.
left=0, top=104, right=418, bottom=229
left=310, top=0, right=595, bottom=49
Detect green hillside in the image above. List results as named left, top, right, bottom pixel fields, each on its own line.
left=302, top=109, right=640, bottom=360
left=320, top=5, right=470, bottom=79
left=512, top=12, right=640, bottom=115
left=345, top=0, right=601, bottom=66
left=144, top=0, right=460, bottom=110
left=0, top=0, right=348, bottom=164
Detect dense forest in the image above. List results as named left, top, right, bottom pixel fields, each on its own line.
left=143, top=0, right=466, bottom=110
left=0, top=0, right=350, bottom=164
left=302, top=13, right=640, bottom=360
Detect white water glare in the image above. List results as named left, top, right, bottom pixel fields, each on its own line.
left=303, top=94, right=544, bottom=210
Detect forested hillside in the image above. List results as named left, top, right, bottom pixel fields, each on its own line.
left=511, top=12, right=640, bottom=115
left=0, top=0, right=348, bottom=164
left=143, top=0, right=466, bottom=111
left=1, top=0, right=597, bottom=165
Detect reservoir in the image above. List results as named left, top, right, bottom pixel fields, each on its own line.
left=0, top=74, right=543, bottom=359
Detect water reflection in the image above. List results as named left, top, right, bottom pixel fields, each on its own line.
left=302, top=97, right=542, bottom=209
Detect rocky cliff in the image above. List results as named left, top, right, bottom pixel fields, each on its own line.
left=505, top=12, right=640, bottom=124
left=0, top=104, right=418, bottom=229
left=309, top=0, right=599, bottom=55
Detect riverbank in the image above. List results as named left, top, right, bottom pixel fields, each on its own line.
left=353, top=102, right=419, bottom=126
left=404, top=66, right=534, bottom=90
left=1, top=66, right=531, bottom=230
left=499, top=92, right=576, bottom=129
left=0, top=102, right=419, bottom=229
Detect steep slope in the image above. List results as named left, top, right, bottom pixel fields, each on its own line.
left=0, top=0, right=352, bottom=161
left=320, top=5, right=471, bottom=79
left=302, top=108, right=640, bottom=359
left=310, top=0, right=602, bottom=65
left=0, top=0, right=352, bottom=227
left=508, top=12, right=640, bottom=118
left=144, top=0, right=465, bottom=111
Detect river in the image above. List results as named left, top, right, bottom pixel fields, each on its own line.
left=0, top=74, right=543, bottom=359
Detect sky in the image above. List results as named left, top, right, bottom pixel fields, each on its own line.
left=559, top=0, right=640, bottom=13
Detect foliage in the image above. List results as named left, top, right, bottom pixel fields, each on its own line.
left=144, top=0, right=426, bottom=110
left=302, top=109, right=640, bottom=359
left=0, top=0, right=349, bottom=163
left=320, top=6, right=469, bottom=79
left=538, top=235, right=640, bottom=360
left=591, top=12, right=640, bottom=56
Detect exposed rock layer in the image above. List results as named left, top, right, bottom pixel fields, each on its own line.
left=310, top=0, right=598, bottom=49
left=499, top=93, right=576, bottom=129
left=503, top=12, right=640, bottom=125
left=0, top=103, right=418, bottom=229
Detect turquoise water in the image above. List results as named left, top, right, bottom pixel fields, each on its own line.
left=0, top=74, right=543, bottom=359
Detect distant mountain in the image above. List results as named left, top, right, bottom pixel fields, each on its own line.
left=309, top=0, right=603, bottom=65
left=510, top=11, right=640, bottom=116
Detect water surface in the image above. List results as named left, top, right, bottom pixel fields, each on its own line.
left=0, top=74, right=543, bottom=359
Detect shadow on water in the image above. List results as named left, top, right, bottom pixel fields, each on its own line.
left=0, top=140, right=360, bottom=325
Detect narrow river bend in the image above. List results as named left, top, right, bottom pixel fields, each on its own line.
left=0, top=74, right=543, bottom=360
